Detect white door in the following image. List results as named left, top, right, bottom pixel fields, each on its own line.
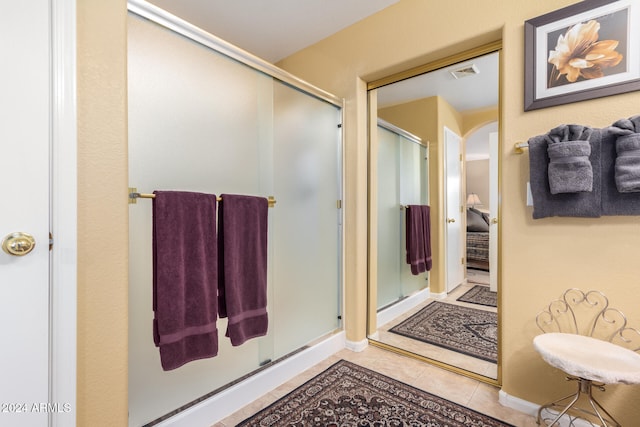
left=489, top=132, right=499, bottom=292
left=0, top=1, right=51, bottom=425
left=444, top=127, right=464, bottom=293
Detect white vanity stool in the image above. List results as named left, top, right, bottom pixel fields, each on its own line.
left=533, top=289, right=640, bottom=426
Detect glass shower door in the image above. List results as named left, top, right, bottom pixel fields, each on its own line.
left=127, top=12, right=343, bottom=426
left=271, top=82, right=342, bottom=357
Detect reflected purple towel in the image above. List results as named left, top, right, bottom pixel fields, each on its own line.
left=405, top=205, right=432, bottom=275
left=218, top=194, right=269, bottom=346
left=153, top=191, right=219, bottom=371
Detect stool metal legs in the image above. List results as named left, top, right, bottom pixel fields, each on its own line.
left=536, top=377, right=621, bottom=427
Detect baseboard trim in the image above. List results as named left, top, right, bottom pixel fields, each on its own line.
left=156, top=331, right=346, bottom=426
left=498, top=389, right=538, bottom=417
left=498, top=389, right=594, bottom=427
left=431, top=291, right=447, bottom=300
left=345, top=338, right=368, bottom=352
left=376, top=287, right=431, bottom=327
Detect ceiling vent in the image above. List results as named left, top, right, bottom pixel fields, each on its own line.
left=450, top=64, right=479, bottom=79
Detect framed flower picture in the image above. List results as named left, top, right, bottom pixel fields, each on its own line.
left=524, top=0, right=640, bottom=111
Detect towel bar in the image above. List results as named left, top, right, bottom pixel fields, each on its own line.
left=128, top=188, right=276, bottom=207
left=514, top=141, right=529, bottom=154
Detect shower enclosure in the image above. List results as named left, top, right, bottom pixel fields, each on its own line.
left=375, top=120, right=429, bottom=310
left=127, top=3, right=343, bottom=425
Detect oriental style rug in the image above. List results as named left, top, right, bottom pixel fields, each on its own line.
left=389, top=301, right=497, bottom=363
left=456, top=285, right=497, bottom=308
left=237, top=360, right=513, bottom=426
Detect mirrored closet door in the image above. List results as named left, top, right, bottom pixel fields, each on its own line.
left=367, top=44, right=501, bottom=383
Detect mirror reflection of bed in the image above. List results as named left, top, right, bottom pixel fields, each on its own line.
left=368, top=48, right=500, bottom=382
left=465, top=203, right=492, bottom=310
left=465, top=121, right=497, bottom=293
left=467, top=207, right=490, bottom=270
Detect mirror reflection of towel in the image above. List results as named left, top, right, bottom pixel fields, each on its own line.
left=405, top=205, right=432, bottom=275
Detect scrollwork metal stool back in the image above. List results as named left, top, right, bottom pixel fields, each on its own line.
left=534, top=289, right=640, bottom=426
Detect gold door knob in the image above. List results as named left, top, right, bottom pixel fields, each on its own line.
left=447, top=218, right=456, bottom=223
left=491, top=218, right=498, bottom=224
left=2, top=232, right=36, bottom=256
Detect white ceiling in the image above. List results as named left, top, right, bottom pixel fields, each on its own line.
left=376, top=51, right=499, bottom=112
left=145, top=0, right=400, bottom=63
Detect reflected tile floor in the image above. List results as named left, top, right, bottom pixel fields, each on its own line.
left=376, top=278, right=498, bottom=378
left=215, top=345, right=538, bottom=426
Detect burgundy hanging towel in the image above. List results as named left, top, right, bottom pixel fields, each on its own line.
left=152, top=191, right=219, bottom=371
left=405, top=205, right=432, bottom=275
left=218, top=194, right=269, bottom=346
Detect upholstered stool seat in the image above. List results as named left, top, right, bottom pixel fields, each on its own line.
left=534, top=333, right=640, bottom=384
left=533, top=289, right=640, bottom=427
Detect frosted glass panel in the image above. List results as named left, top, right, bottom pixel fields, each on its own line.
left=127, top=15, right=268, bottom=427
left=400, top=141, right=422, bottom=204
left=271, top=82, right=342, bottom=356
left=128, top=14, right=341, bottom=426
left=376, top=125, right=428, bottom=310
left=376, top=127, right=402, bottom=308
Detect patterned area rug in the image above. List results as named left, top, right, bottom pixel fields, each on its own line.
left=238, top=360, right=513, bottom=426
left=389, top=301, right=497, bottom=363
left=457, top=285, right=497, bottom=307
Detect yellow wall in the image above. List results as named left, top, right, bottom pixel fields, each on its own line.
left=77, top=0, right=128, bottom=425
left=462, top=107, right=498, bottom=137
left=278, top=0, right=640, bottom=422
left=466, top=160, right=490, bottom=210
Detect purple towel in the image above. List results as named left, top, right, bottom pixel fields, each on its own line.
left=405, top=205, right=432, bottom=275
left=153, top=191, right=219, bottom=371
left=218, top=194, right=269, bottom=346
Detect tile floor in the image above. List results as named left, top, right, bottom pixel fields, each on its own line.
left=216, top=344, right=538, bottom=426
left=374, top=270, right=497, bottom=378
